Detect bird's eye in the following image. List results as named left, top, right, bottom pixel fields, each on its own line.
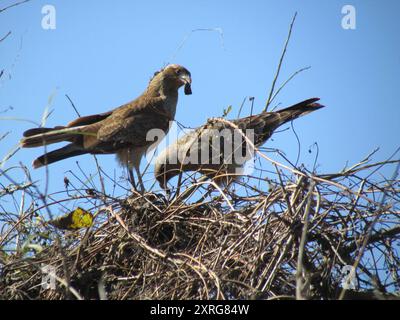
left=176, top=69, right=181, bottom=75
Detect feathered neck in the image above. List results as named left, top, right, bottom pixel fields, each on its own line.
left=145, top=72, right=177, bottom=97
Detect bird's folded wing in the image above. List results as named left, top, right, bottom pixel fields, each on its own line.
left=67, top=110, right=114, bottom=127
left=93, top=97, right=171, bottom=149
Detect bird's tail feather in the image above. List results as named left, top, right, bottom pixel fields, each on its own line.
left=244, top=98, right=324, bottom=146
left=20, top=125, right=88, bottom=148
left=23, top=126, right=65, bottom=138
left=273, top=98, right=324, bottom=126
left=33, top=143, right=87, bottom=168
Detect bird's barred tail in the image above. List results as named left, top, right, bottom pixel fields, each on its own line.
left=245, top=98, right=324, bottom=146
left=260, top=97, right=324, bottom=130
left=20, top=125, right=87, bottom=148
left=32, top=144, right=87, bottom=169
left=273, top=98, right=324, bottom=124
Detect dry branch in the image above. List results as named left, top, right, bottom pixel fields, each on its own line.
left=1, top=153, right=399, bottom=300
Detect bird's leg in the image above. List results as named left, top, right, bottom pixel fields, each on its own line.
left=128, top=167, right=137, bottom=190
left=135, top=167, right=145, bottom=194
left=126, top=149, right=141, bottom=193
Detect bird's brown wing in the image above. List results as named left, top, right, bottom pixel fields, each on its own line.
left=22, top=110, right=114, bottom=139
left=66, top=110, right=114, bottom=127
left=85, top=97, right=171, bottom=150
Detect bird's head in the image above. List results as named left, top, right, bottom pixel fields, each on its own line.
left=154, top=163, right=171, bottom=190
left=154, top=162, right=175, bottom=191
left=151, top=64, right=192, bottom=95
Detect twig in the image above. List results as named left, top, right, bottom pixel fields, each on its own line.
left=296, top=181, right=315, bottom=300
left=264, top=12, right=297, bottom=112
left=0, top=0, right=30, bottom=13
left=0, top=31, right=11, bottom=42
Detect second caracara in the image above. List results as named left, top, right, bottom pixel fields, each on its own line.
left=20, top=64, right=192, bottom=192
left=154, top=98, right=324, bottom=190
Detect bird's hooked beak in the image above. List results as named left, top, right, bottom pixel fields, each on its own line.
left=179, top=73, right=192, bottom=95
left=157, top=172, right=170, bottom=194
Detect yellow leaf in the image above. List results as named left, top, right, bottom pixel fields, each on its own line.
left=48, top=207, right=93, bottom=230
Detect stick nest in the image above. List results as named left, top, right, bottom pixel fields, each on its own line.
left=1, top=157, right=399, bottom=300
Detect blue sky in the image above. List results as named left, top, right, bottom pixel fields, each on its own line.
left=1, top=0, right=399, bottom=194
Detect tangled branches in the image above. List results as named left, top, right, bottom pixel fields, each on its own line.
left=0, top=152, right=399, bottom=300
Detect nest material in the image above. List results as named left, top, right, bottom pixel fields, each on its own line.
left=1, top=157, right=400, bottom=300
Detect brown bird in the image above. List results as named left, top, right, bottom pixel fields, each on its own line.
left=154, top=98, right=324, bottom=190
left=20, top=64, right=192, bottom=192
